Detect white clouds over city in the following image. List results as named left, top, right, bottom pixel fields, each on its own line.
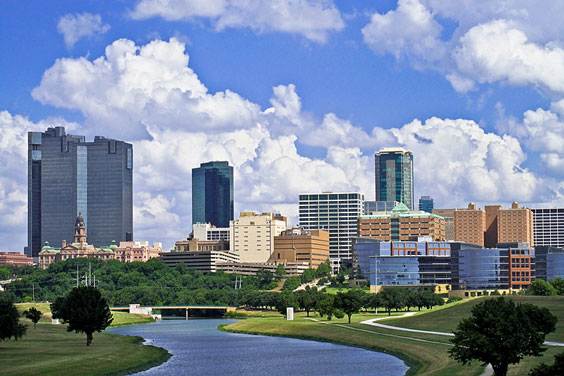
left=1, top=37, right=555, bottom=247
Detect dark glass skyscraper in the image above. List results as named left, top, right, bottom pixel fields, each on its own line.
left=27, top=127, right=133, bottom=258
left=192, top=161, right=234, bottom=228
left=419, top=196, right=434, bottom=213
left=375, top=148, right=414, bottom=210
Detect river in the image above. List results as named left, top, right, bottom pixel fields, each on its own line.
left=108, top=319, right=409, bottom=375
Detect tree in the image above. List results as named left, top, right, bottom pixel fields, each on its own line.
left=51, top=286, right=114, bottom=346
left=378, top=288, right=404, bottom=315
left=315, top=262, right=331, bottom=278
left=449, top=297, right=557, bottom=376
left=335, top=289, right=363, bottom=323
left=23, top=307, right=42, bottom=329
left=316, top=294, right=336, bottom=319
left=529, top=350, right=564, bottom=376
left=550, top=277, right=564, bottom=296
left=276, top=292, right=298, bottom=316
left=296, top=286, right=319, bottom=317
left=275, top=264, right=286, bottom=280
left=527, top=279, right=557, bottom=296
left=0, top=294, right=27, bottom=341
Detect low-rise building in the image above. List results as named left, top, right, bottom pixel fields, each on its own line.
left=216, top=261, right=309, bottom=276
left=114, top=241, right=162, bottom=263
left=0, top=252, right=34, bottom=266
left=270, top=228, right=329, bottom=268
left=358, top=202, right=445, bottom=242
left=160, top=250, right=240, bottom=273
left=192, top=223, right=230, bottom=241
left=174, top=238, right=229, bottom=252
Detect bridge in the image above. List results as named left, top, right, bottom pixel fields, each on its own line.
left=111, top=304, right=237, bottom=319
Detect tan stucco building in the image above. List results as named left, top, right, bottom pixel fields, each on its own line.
left=270, top=228, right=330, bottom=268
left=454, top=203, right=486, bottom=246
left=497, top=202, right=534, bottom=247
left=432, top=208, right=454, bottom=241
left=230, top=212, right=287, bottom=263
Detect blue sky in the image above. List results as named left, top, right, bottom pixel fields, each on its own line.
left=1, top=0, right=564, bottom=251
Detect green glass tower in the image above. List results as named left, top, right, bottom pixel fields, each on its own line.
left=192, top=161, right=234, bottom=228
left=375, top=148, right=414, bottom=210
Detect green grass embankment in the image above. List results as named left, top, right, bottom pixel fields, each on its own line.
left=0, top=303, right=169, bottom=376
left=225, top=296, right=564, bottom=376
left=223, top=311, right=484, bottom=376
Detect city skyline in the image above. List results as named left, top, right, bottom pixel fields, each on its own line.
left=2, top=1, right=564, bottom=252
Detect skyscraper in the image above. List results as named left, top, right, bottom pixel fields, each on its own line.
left=192, top=161, right=234, bottom=228
left=418, top=196, right=434, bottom=213
left=375, top=148, right=414, bottom=210
left=28, top=127, right=133, bottom=258
left=532, top=208, right=564, bottom=249
left=298, top=192, right=364, bottom=270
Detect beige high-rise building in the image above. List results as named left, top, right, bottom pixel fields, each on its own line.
left=432, top=209, right=454, bottom=241
left=454, top=203, right=486, bottom=246
left=497, top=202, right=534, bottom=246
left=230, top=212, right=287, bottom=263
left=271, top=228, right=330, bottom=268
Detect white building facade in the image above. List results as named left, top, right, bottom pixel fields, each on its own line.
left=229, top=212, right=286, bottom=263
left=532, top=208, right=564, bottom=249
left=298, top=192, right=365, bottom=269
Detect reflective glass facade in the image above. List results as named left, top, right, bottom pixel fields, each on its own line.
left=419, top=196, right=434, bottom=213
left=375, top=149, right=414, bottom=210
left=353, top=237, right=451, bottom=287
left=192, top=161, right=234, bottom=228
left=535, top=246, right=564, bottom=281
left=450, top=243, right=510, bottom=290
left=27, top=127, right=133, bottom=257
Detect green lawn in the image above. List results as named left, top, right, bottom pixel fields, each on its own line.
left=0, top=304, right=168, bottom=376
left=224, top=297, right=564, bottom=376
left=384, top=296, right=564, bottom=342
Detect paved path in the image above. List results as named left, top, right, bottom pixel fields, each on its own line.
left=359, top=313, right=564, bottom=347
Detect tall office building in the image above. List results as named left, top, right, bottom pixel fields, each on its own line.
left=375, top=148, right=414, bottom=210
left=28, top=127, right=133, bottom=258
left=454, top=203, right=485, bottom=247
left=432, top=208, right=454, bottom=241
left=229, top=212, right=286, bottom=263
left=497, top=202, right=534, bottom=247
left=298, top=192, right=364, bottom=268
left=418, top=196, right=434, bottom=213
left=192, top=161, right=234, bottom=228
left=532, top=208, right=564, bottom=249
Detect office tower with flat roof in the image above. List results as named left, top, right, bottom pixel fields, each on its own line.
left=432, top=208, right=454, bottom=241
left=375, top=148, right=414, bottom=210
left=532, top=208, right=564, bottom=249
left=229, top=212, right=286, bottom=263
left=485, top=205, right=502, bottom=248
left=298, top=192, right=364, bottom=268
left=454, top=203, right=485, bottom=247
left=28, top=127, right=133, bottom=258
left=192, top=161, right=234, bottom=228
left=418, top=196, right=434, bottom=213
left=497, top=202, right=534, bottom=247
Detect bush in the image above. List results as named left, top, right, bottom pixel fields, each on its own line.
left=470, top=292, right=476, bottom=297
left=447, top=296, right=463, bottom=304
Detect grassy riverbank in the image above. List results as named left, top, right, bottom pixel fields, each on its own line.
left=0, top=303, right=169, bottom=376
left=224, top=297, right=564, bottom=376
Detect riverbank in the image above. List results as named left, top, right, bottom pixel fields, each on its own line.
left=223, top=312, right=485, bottom=376
left=0, top=303, right=170, bottom=376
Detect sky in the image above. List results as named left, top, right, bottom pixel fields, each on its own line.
left=2, top=0, right=564, bottom=252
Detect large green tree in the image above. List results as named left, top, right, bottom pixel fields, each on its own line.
left=527, top=279, right=557, bottom=296
left=449, top=297, right=557, bottom=376
left=335, top=289, right=364, bottom=323
left=51, top=286, right=114, bottom=346
left=529, top=350, right=564, bottom=376
left=0, top=294, right=27, bottom=341
left=295, top=286, right=319, bottom=317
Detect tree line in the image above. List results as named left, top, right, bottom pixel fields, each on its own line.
left=241, top=286, right=446, bottom=323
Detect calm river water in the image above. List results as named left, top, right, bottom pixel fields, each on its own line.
left=108, top=319, right=408, bottom=375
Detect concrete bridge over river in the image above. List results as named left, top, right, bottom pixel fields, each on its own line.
left=111, top=304, right=236, bottom=319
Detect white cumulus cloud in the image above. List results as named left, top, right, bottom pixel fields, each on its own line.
left=57, top=13, right=111, bottom=49
left=129, top=0, right=345, bottom=43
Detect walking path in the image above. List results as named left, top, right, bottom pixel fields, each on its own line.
left=359, top=313, right=564, bottom=347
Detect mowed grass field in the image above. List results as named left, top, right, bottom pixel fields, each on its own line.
left=225, top=296, right=564, bottom=376
left=0, top=303, right=169, bottom=376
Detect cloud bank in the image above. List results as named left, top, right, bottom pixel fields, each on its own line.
left=57, top=13, right=111, bottom=49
